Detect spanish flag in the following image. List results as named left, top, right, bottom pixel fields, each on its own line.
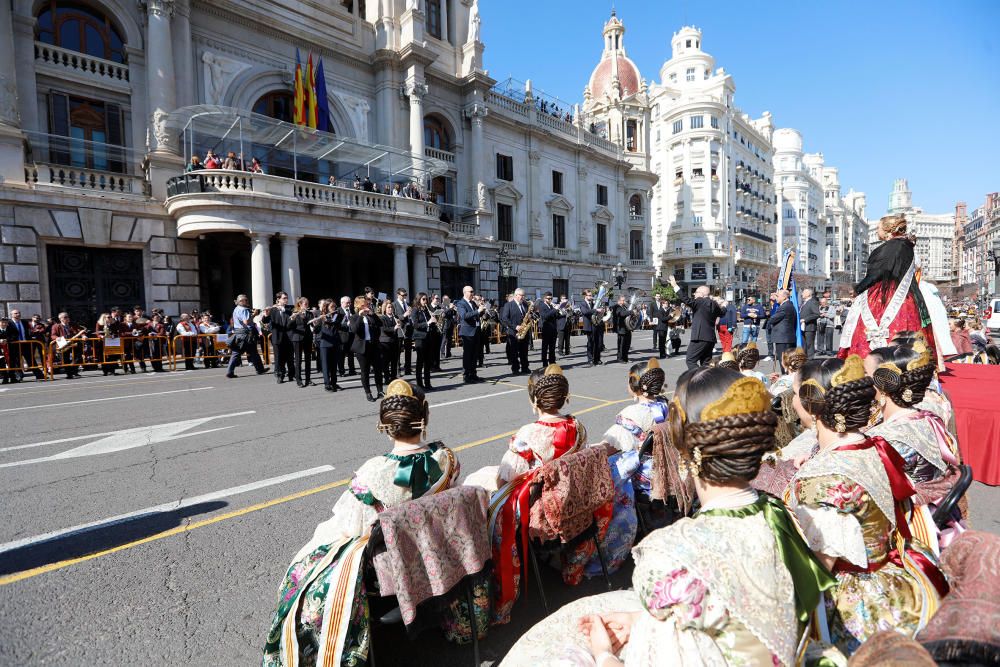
left=293, top=49, right=305, bottom=125
left=307, top=53, right=318, bottom=129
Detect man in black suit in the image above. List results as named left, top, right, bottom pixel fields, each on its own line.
left=391, top=288, right=413, bottom=375
left=669, top=275, right=725, bottom=370
left=263, top=291, right=295, bottom=383
left=650, top=295, right=669, bottom=359
left=578, top=288, right=605, bottom=367
left=536, top=292, right=560, bottom=367
left=500, top=288, right=531, bottom=375
left=766, top=289, right=798, bottom=371
left=555, top=295, right=572, bottom=356
left=455, top=285, right=485, bottom=383
left=349, top=296, right=383, bottom=401
left=610, top=295, right=632, bottom=363
left=798, top=288, right=820, bottom=358
left=336, top=295, right=356, bottom=376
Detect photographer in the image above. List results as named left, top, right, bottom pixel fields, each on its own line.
left=226, top=294, right=268, bottom=378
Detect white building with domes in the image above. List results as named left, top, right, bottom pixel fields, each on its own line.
left=643, top=26, right=777, bottom=298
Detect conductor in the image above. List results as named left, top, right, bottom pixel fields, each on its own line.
left=668, top=275, right=725, bottom=370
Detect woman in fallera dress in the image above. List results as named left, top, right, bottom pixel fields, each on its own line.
left=790, top=355, right=947, bottom=656
left=262, top=380, right=459, bottom=667
left=502, top=368, right=835, bottom=666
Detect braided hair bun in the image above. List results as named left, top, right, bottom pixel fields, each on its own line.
left=378, top=380, right=429, bottom=439
left=670, top=367, right=778, bottom=484
left=527, top=364, right=570, bottom=413
left=798, top=357, right=875, bottom=432
left=734, top=342, right=760, bottom=370
left=781, top=347, right=807, bottom=374
left=870, top=344, right=935, bottom=408
left=628, top=359, right=666, bottom=398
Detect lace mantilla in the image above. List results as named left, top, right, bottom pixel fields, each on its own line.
left=634, top=511, right=798, bottom=665
left=866, top=415, right=946, bottom=473
left=793, top=446, right=895, bottom=528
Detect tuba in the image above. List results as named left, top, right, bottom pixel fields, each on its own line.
left=591, top=281, right=611, bottom=326
left=625, top=288, right=646, bottom=330
left=516, top=300, right=536, bottom=340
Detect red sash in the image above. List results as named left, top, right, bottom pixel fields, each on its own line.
left=835, top=436, right=949, bottom=597
left=494, top=419, right=577, bottom=615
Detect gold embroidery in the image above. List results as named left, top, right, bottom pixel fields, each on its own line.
left=700, top=376, right=771, bottom=421
left=831, top=354, right=865, bottom=387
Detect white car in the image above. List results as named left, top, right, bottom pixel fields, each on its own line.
left=987, top=298, right=1000, bottom=340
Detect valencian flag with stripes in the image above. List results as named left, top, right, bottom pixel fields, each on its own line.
left=777, top=248, right=804, bottom=347
left=306, top=53, right=318, bottom=128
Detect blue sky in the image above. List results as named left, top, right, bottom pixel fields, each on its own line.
left=480, top=0, right=999, bottom=216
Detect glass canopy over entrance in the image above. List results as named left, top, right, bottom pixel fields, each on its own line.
left=165, top=105, right=449, bottom=186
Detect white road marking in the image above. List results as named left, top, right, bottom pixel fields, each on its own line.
left=0, top=411, right=254, bottom=469
left=0, top=465, right=336, bottom=554
left=0, top=387, right=213, bottom=414
left=432, top=387, right=524, bottom=408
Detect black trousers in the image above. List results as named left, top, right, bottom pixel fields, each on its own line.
left=337, top=342, right=355, bottom=375
left=587, top=330, right=604, bottom=364
left=415, top=340, right=433, bottom=387
left=557, top=329, right=571, bottom=355
left=616, top=330, right=632, bottom=362
left=356, top=342, right=382, bottom=396
left=803, top=330, right=816, bottom=358
left=461, top=335, right=478, bottom=380
left=686, top=339, right=715, bottom=370
left=379, top=339, right=398, bottom=384
left=444, top=327, right=454, bottom=357
left=272, top=339, right=294, bottom=379
left=400, top=337, right=413, bottom=374
left=507, top=334, right=530, bottom=373
left=654, top=329, right=668, bottom=358
left=318, top=344, right=339, bottom=388
left=427, top=332, right=442, bottom=371
left=540, top=331, right=557, bottom=367
left=292, top=339, right=312, bottom=384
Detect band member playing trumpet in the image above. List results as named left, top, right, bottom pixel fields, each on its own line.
left=610, top=294, right=632, bottom=363
left=287, top=297, right=315, bottom=388
left=579, top=288, right=604, bottom=367
left=391, top=288, right=413, bottom=376
left=377, top=300, right=401, bottom=385
left=315, top=299, right=342, bottom=392
left=536, top=291, right=560, bottom=367
left=349, top=295, right=383, bottom=402
left=263, top=292, right=295, bottom=383
left=411, top=292, right=439, bottom=390
left=500, top=288, right=532, bottom=375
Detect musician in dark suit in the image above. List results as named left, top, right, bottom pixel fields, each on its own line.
left=610, top=294, right=632, bottom=363
left=411, top=292, right=439, bottom=390
left=336, top=296, right=356, bottom=376
left=349, top=295, right=383, bottom=401
left=500, top=288, right=531, bottom=375
left=766, top=289, right=798, bottom=372
left=536, top=292, right=560, bottom=367
left=262, top=291, right=294, bottom=383
left=650, top=294, right=670, bottom=359
left=455, top=285, right=484, bottom=383
left=669, top=275, right=725, bottom=370
left=391, top=288, right=413, bottom=376
left=317, top=300, right=342, bottom=392
left=579, top=288, right=605, bottom=366
left=798, top=288, right=820, bottom=358
left=555, top=296, right=572, bottom=356
left=441, top=296, right=456, bottom=359
left=377, top=300, right=400, bottom=385
left=287, top=297, right=315, bottom=387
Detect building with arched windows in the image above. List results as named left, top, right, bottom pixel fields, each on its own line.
left=0, top=0, right=654, bottom=323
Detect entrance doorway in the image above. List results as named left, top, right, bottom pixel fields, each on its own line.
left=440, top=266, right=475, bottom=301
left=46, top=245, right=145, bottom=325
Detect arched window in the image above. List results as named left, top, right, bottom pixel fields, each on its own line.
left=629, top=194, right=643, bottom=217
left=423, top=115, right=452, bottom=152
left=253, top=91, right=295, bottom=123
left=36, top=1, right=127, bottom=63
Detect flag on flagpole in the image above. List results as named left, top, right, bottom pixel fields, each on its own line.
left=293, top=49, right=305, bottom=126
left=315, top=58, right=331, bottom=133
left=777, top=248, right=804, bottom=347
left=306, top=53, right=318, bottom=129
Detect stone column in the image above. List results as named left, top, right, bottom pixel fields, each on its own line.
left=10, top=3, right=38, bottom=133
left=392, top=244, right=410, bottom=295
left=0, top=0, right=25, bottom=184
left=412, top=246, right=428, bottom=294
left=145, top=0, right=177, bottom=153
left=250, top=233, right=274, bottom=310
left=407, top=82, right=426, bottom=159
left=173, top=0, right=193, bottom=109
left=465, top=103, right=488, bottom=209
left=280, top=234, right=302, bottom=302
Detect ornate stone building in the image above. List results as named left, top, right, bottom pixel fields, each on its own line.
left=0, top=0, right=653, bottom=322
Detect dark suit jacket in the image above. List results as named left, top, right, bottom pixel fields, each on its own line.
left=286, top=310, right=314, bottom=343
left=651, top=304, right=670, bottom=332
left=264, top=305, right=292, bottom=345
left=767, top=300, right=798, bottom=344
left=500, top=299, right=529, bottom=337
left=337, top=307, right=354, bottom=346
left=317, top=314, right=342, bottom=349
left=455, top=298, right=480, bottom=338
left=536, top=301, right=559, bottom=336
left=678, top=295, right=724, bottom=342
left=578, top=300, right=602, bottom=333
left=348, top=313, right=381, bottom=355
left=555, top=304, right=571, bottom=332
left=391, top=299, right=413, bottom=338
left=799, top=298, right=820, bottom=332
left=610, top=304, right=630, bottom=334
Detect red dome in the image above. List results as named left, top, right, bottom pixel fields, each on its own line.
left=589, top=54, right=641, bottom=99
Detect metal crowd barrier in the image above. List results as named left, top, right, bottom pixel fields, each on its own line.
left=47, top=336, right=102, bottom=379
left=1, top=340, right=48, bottom=380
left=170, top=333, right=233, bottom=370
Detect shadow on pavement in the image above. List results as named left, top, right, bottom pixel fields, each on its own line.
left=0, top=500, right=228, bottom=575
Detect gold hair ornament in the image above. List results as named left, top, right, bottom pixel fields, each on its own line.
left=834, top=413, right=848, bottom=433
left=384, top=379, right=415, bottom=398
left=671, top=395, right=687, bottom=425
left=906, top=343, right=933, bottom=372
left=690, top=447, right=703, bottom=477
left=700, top=377, right=771, bottom=421
left=831, top=355, right=866, bottom=387
left=543, top=364, right=564, bottom=376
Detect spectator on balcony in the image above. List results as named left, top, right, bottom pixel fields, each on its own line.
left=204, top=150, right=222, bottom=169
left=249, top=157, right=265, bottom=174
left=222, top=151, right=240, bottom=170
left=185, top=155, right=202, bottom=172
left=352, top=175, right=362, bottom=189
left=392, top=183, right=401, bottom=197
left=362, top=176, right=374, bottom=192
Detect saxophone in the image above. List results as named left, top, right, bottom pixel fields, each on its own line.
left=516, top=300, right=536, bottom=340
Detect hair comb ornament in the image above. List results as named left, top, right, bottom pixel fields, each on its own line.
left=906, top=344, right=933, bottom=372
left=646, top=357, right=660, bottom=371
left=384, top=379, right=415, bottom=398
left=800, top=379, right=825, bottom=395
left=834, top=413, right=848, bottom=433
left=901, top=388, right=914, bottom=403
left=690, top=447, right=703, bottom=477
left=745, top=341, right=758, bottom=351
left=543, top=364, right=564, bottom=376
left=671, top=395, right=687, bottom=425
left=700, top=377, right=770, bottom=421
left=831, top=355, right=866, bottom=387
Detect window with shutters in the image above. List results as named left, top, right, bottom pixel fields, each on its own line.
left=597, top=184, right=608, bottom=206
left=497, top=203, right=513, bottom=242
left=552, top=170, right=563, bottom=194
left=47, top=92, right=125, bottom=173
left=552, top=214, right=566, bottom=249
left=496, top=153, right=513, bottom=181
left=553, top=278, right=569, bottom=298
left=597, top=223, right=608, bottom=254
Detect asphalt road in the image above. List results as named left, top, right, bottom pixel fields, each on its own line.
left=1, top=329, right=997, bottom=666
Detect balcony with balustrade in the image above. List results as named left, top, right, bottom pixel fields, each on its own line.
left=22, top=131, right=146, bottom=197
left=34, top=41, right=131, bottom=93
